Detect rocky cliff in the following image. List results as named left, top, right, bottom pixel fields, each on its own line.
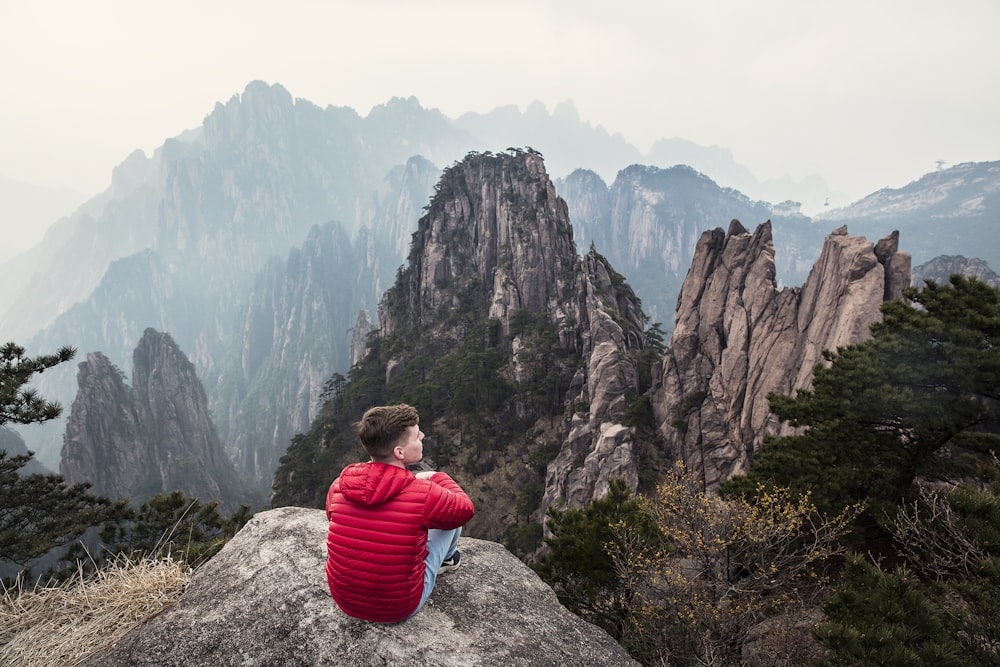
left=61, top=329, right=245, bottom=509
left=649, top=221, right=911, bottom=490
left=273, top=150, right=649, bottom=547
left=815, top=161, right=1000, bottom=270
left=210, top=222, right=366, bottom=495
left=912, top=254, right=1000, bottom=288
left=540, top=248, right=648, bottom=512
left=11, top=83, right=453, bottom=471
left=556, top=165, right=774, bottom=327
left=83, top=507, right=638, bottom=666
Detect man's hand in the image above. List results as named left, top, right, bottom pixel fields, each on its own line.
left=414, top=470, right=438, bottom=480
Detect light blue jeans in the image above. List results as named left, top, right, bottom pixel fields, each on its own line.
left=408, top=527, right=461, bottom=618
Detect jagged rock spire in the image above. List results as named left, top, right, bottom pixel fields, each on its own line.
left=649, top=221, right=911, bottom=490
left=61, top=329, right=244, bottom=509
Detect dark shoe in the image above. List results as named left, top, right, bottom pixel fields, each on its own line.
left=439, top=550, right=461, bottom=574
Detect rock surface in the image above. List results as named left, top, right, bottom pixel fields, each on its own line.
left=557, top=164, right=774, bottom=326
left=86, top=507, right=638, bottom=667
left=274, top=151, right=649, bottom=532
left=650, top=221, right=911, bottom=490
left=912, top=254, right=1000, bottom=288
left=541, top=248, right=646, bottom=512
left=61, top=328, right=245, bottom=509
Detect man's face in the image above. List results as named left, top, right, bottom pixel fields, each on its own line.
left=394, top=424, right=424, bottom=466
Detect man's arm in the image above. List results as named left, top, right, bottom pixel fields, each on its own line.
left=421, top=472, right=475, bottom=529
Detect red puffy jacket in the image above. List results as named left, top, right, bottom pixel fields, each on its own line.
left=325, top=462, right=475, bottom=622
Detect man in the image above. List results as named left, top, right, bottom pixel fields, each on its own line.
left=325, top=403, right=475, bottom=622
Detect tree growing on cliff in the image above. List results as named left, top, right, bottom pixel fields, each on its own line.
left=817, top=462, right=1000, bottom=665
left=0, top=343, right=124, bottom=579
left=534, top=479, right=663, bottom=641
left=716, top=276, right=1000, bottom=664
left=722, top=275, right=1000, bottom=522
left=608, top=462, right=860, bottom=666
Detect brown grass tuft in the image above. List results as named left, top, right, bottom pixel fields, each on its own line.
left=0, top=554, right=192, bottom=667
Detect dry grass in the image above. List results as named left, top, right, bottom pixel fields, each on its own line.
left=0, top=554, right=192, bottom=667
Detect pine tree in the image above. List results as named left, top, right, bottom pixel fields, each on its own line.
left=817, top=554, right=966, bottom=666
left=0, top=342, right=75, bottom=425
left=101, top=490, right=252, bottom=567
left=0, top=451, right=123, bottom=571
left=533, top=479, right=663, bottom=640
left=719, top=277, right=1000, bottom=663
left=722, top=275, right=1000, bottom=519
left=819, top=462, right=1000, bottom=665
left=0, top=342, right=124, bottom=578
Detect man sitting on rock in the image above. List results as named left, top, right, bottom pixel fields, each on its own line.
left=325, top=403, right=475, bottom=622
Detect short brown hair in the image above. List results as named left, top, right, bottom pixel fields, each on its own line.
left=355, top=404, right=419, bottom=459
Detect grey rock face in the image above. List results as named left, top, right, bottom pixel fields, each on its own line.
left=381, top=151, right=579, bottom=338
left=349, top=309, right=375, bottom=369
left=371, top=151, right=647, bottom=520
left=912, top=255, right=1000, bottom=288
left=85, top=507, right=638, bottom=667
left=542, top=250, right=645, bottom=512
left=61, top=328, right=244, bottom=509
left=557, top=165, right=773, bottom=327
left=211, top=223, right=363, bottom=495
left=59, top=352, right=144, bottom=501
left=814, top=160, right=1000, bottom=270
left=649, top=221, right=911, bottom=490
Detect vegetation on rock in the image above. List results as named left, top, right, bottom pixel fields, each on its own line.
left=272, top=151, right=651, bottom=554
left=0, top=343, right=124, bottom=580
left=1, top=341, right=252, bottom=585
left=722, top=275, right=1000, bottom=527
left=539, top=276, right=1000, bottom=665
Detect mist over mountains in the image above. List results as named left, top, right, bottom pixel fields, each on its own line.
left=1, top=80, right=996, bottom=514
left=0, top=175, right=88, bottom=263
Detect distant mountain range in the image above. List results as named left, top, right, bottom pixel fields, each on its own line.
left=0, top=175, right=87, bottom=263
left=451, top=98, right=846, bottom=213
left=0, top=81, right=996, bottom=513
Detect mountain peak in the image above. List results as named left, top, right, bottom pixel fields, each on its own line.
left=60, top=329, right=245, bottom=509
left=369, top=95, right=426, bottom=115
left=273, top=150, right=650, bottom=545
left=240, top=80, right=293, bottom=106
left=650, top=222, right=911, bottom=489
left=381, top=149, right=577, bottom=337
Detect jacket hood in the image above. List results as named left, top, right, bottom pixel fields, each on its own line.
left=338, top=462, right=414, bottom=506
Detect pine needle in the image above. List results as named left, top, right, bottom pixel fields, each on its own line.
left=0, top=553, right=192, bottom=667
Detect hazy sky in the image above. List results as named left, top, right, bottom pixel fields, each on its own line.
left=2, top=0, right=998, bottom=202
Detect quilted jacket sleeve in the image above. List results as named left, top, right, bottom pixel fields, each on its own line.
left=422, top=472, right=475, bottom=530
